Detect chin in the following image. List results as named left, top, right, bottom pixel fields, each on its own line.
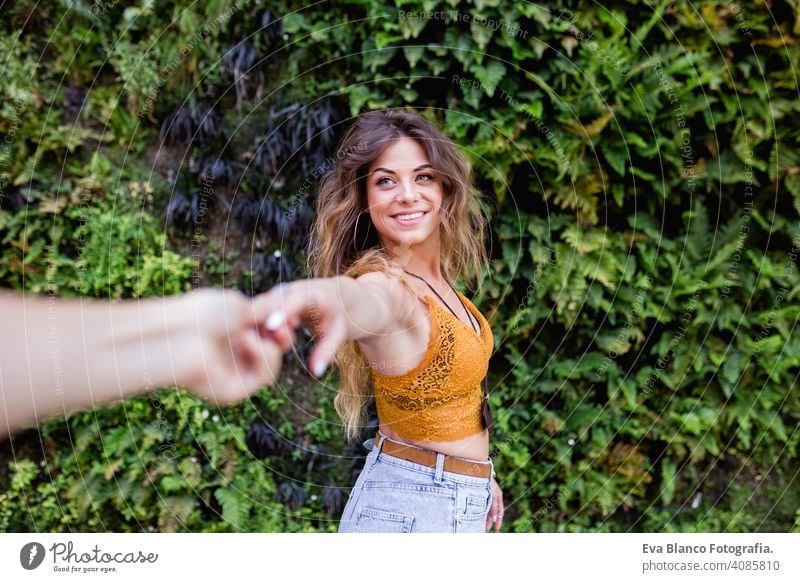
left=395, top=231, right=434, bottom=247
left=377, top=221, right=439, bottom=249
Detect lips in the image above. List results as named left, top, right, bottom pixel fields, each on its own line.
left=390, top=209, right=428, bottom=226
left=391, top=210, right=427, bottom=219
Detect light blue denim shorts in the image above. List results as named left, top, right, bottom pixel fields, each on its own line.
left=338, top=430, right=494, bottom=533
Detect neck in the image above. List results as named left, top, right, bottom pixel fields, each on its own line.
left=382, top=234, right=443, bottom=284
left=401, top=258, right=442, bottom=283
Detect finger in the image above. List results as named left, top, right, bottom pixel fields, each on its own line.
left=238, top=327, right=265, bottom=377
left=249, top=288, right=283, bottom=323
left=486, top=498, right=498, bottom=532
left=251, top=282, right=315, bottom=322
left=486, top=509, right=497, bottom=532
left=307, top=316, right=345, bottom=378
left=494, top=507, right=504, bottom=532
left=219, top=341, right=277, bottom=406
left=260, top=319, right=298, bottom=351
left=250, top=287, right=294, bottom=329
left=238, top=329, right=282, bottom=389
left=216, top=329, right=261, bottom=404
left=257, top=340, right=283, bottom=385
left=253, top=295, right=301, bottom=350
left=255, top=285, right=322, bottom=335
left=237, top=326, right=260, bottom=367
left=204, top=361, right=248, bottom=408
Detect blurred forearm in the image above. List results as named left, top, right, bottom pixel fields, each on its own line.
left=0, top=290, right=200, bottom=438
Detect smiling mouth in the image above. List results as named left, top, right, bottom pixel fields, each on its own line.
left=391, top=211, right=427, bottom=221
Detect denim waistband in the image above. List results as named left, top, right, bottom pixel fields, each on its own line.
left=364, top=430, right=493, bottom=486
left=365, top=430, right=493, bottom=465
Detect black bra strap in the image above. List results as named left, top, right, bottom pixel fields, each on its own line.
left=402, top=270, right=478, bottom=333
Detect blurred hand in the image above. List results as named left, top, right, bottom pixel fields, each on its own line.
left=254, top=280, right=347, bottom=378
left=177, top=289, right=283, bottom=405
left=486, top=477, right=504, bottom=532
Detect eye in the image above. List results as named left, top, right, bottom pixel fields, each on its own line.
left=376, top=176, right=393, bottom=186
left=417, top=173, right=434, bottom=182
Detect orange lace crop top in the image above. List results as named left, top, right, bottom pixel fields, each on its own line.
left=368, top=291, right=494, bottom=442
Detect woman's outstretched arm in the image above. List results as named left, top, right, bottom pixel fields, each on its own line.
left=0, top=288, right=283, bottom=439
left=256, top=272, right=418, bottom=378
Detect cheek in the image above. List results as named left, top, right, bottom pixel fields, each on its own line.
left=432, top=187, right=444, bottom=209
left=371, top=199, right=394, bottom=218
left=365, top=196, right=386, bottom=221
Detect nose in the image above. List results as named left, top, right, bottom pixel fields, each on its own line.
left=397, top=177, right=419, bottom=202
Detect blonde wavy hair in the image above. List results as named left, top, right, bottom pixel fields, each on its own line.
left=306, top=109, right=489, bottom=445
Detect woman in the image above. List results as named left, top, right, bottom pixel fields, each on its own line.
left=262, top=109, right=504, bottom=533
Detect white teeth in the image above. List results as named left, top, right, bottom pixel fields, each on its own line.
left=395, top=211, right=424, bottom=221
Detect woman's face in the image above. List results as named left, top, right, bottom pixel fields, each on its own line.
left=365, top=137, right=443, bottom=251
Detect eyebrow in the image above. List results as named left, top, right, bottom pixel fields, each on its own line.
left=371, top=164, right=433, bottom=176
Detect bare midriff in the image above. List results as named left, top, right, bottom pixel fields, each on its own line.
left=378, top=420, right=490, bottom=461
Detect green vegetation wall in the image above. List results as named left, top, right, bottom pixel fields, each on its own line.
left=1, top=0, right=798, bottom=532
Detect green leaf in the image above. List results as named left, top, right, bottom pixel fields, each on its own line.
left=160, top=476, right=186, bottom=493
left=470, top=18, right=494, bottom=50
left=720, top=350, right=741, bottom=397
left=660, top=458, right=677, bottom=505
left=620, top=379, right=638, bottom=409
left=399, top=16, right=428, bottom=39
left=403, top=46, right=425, bottom=68
left=785, top=173, right=800, bottom=217
left=602, top=142, right=627, bottom=176
left=769, top=140, right=800, bottom=182
left=215, top=487, right=246, bottom=530
left=468, top=60, right=506, bottom=96
left=158, top=496, right=195, bottom=532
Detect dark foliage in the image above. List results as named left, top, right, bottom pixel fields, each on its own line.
left=192, top=103, right=223, bottom=145
left=277, top=480, right=308, bottom=511
left=231, top=194, right=295, bottom=241
left=160, top=105, right=196, bottom=146
left=252, top=250, right=295, bottom=284
left=61, top=85, right=87, bottom=122
left=222, top=41, right=263, bottom=108
left=254, top=98, right=347, bottom=181
left=245, top=419, right=283, bottom=460
left=230, top=195, right=271, bottom=237
left=259, top=9, right=283, bottom=45
left=159, top=102, right=221, bottom=147
left=321, top=481, right=344, bottom=516
left=197, top=155, right=235, bottom=190
left=253, top=121, right=295, bottom=178
left=285, top=196, right=314, bottom=253
left=165, top=188, right=211, bottom=231
left=164, top=169, right=216, bottom=231
left=0, top=187, right=29, bottom=211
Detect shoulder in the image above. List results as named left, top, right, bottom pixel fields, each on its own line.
left=354, top=270, right=421, bottom=311
left=354, top=270, right=424, bottom=337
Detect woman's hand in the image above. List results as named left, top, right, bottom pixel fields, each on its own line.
left=486, top=476, right=504, bottom=532
left=177, top=289, right=284, bottom=405
left=255, top=280, right=348, bottom=378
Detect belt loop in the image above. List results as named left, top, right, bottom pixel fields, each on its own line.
left=372, top=431, right=387, bottom=466
left=433, top=452, right=445, bottom=483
